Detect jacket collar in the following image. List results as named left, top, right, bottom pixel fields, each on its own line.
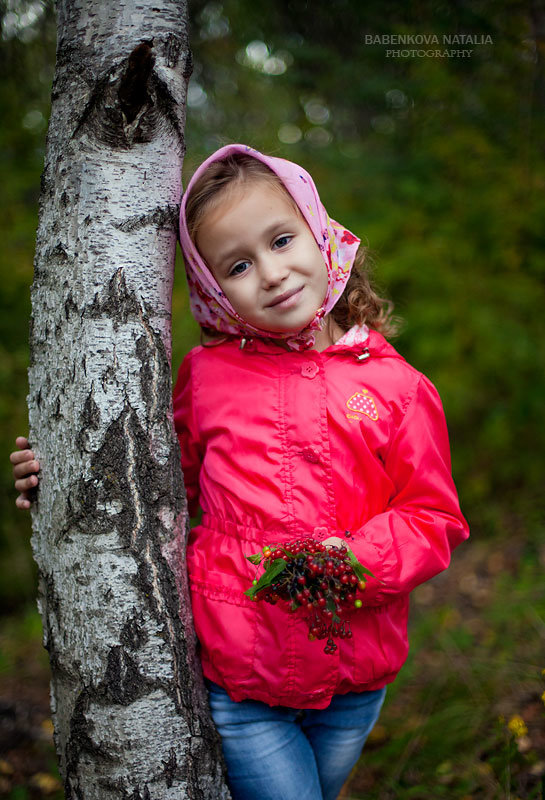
left=226, top=325, right=401, bottom=360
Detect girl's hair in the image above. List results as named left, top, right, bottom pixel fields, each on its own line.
left=184, top=153, right=401, bottom=340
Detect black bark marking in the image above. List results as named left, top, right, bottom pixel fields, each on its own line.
left=162, top=30, right=189, bottom=71
left=28, top=315, right=36, bottom=367
left=115, top=204, right=179, bottom=234
left=64, top=290, right=79, bottom=320
left=118, top=42, right=155, bottom=124
left=128, top=787, right=152, bottom=800
left=96, top=776, right=127, bottom=794
left=64, top=780, right=84, bottom=800
left=135, top=327, right=173, bottom=430
left=65, top=688, right=116, bottom=795
left=176, top=732, right=230, bottom=800
left=40, top=169, right=51, bottom=199
left=101, top=364, right=117, bottom=392
left=136, top=336, right=156, bottom=427
left=134, top=561, right=163, bottom=620
left=59, top=475, right=100, bottom=543
left=33, top=242, right=70, bottom=291
left=69, top=66, right=114, bottom=141
left=121, top=611, right=148, bottom=651
left=151, top=70, right=185, bottom=144
left=88, top=268, right=143, bottom=328
left=182, top=47, right=193, bottom=81
left=38, top=571, right=62, bottom=665
left=75, top=390, right=101, bottom=453
left=162, top=747, right=177, bottom=788
left=48, top=242, right=70, bottom=263
left=52, top=395, right=64, bottom=420
left=41, top=571, right=62, bottom=628
left=83, top=391, right=101, bottom=428
left=100, top=645, right=155, bottom=705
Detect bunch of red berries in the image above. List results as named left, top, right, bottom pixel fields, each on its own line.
left=244, top=537, right=373, bottom=655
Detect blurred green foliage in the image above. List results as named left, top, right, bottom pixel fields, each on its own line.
left=1, top=0, right=544, bottom=612
left=0, top=1, right=56, bottom=609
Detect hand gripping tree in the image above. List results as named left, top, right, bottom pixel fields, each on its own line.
left=27, top=2, right=230, bottom=797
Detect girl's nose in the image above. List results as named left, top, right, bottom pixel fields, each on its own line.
left=258, top=255, right=289, bottom=288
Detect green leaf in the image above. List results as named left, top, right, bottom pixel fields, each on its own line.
left=325, top=596, right=340, bottom=623
left=346, top=547, right=377, bottom=580
left=244, top=558, right=287, bottom=598
left=246, top=552, right=262, bottom=566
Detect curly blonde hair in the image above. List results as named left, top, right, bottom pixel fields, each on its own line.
left=184, top=153, right=400, bottom=340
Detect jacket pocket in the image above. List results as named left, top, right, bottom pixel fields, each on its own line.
left=190, top=585, right=258, bottom=685
left=353, top=597, right=410, bottom=683
left=187, top=524, right=259, bottom=684
left=187, top=523, right=256, bottom=601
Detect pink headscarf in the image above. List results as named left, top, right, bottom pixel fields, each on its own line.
left=178, top=144, right=360, bottom=351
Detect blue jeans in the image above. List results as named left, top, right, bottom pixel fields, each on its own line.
left=206, top=680, right=387, bottom=800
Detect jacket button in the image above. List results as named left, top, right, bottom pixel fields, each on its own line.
left=301, top=362, right=319, bottom=379
left=301, top=447, right=320, bottom=463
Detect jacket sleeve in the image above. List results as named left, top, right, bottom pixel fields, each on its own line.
left=348, top=373, right=469, bottom=607
left=172, top=350, right=203, bottom=519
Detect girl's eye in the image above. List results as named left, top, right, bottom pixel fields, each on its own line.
left=230, top=261, right=250, bottom=276
left=273, top=235, right=292, bottom=249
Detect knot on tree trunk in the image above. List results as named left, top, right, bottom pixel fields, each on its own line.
left=119, top=42, right=155, bottom=124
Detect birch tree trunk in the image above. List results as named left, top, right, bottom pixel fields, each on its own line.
left=27, top=2, right=230, bottom=797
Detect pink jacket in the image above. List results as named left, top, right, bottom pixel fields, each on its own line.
left=172, top=329, right=469, bottom=709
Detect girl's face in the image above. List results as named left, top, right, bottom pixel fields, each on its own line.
left=196, top=180, right=328, bottom=334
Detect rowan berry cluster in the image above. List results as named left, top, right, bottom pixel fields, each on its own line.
left=245, top=537, right=370, bottom=655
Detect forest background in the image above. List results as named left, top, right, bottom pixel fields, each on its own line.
left=0, top=0, right=544, bottom=798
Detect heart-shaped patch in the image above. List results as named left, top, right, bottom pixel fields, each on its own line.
left=346, top=391, right=379, bottom=421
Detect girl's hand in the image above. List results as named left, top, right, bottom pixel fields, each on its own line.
left=321, top=536, right=346, bottom=549
left=9, top=436, right=40, bottom=510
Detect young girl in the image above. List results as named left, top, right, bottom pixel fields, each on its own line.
left=11, top=143, right=469, bottom=800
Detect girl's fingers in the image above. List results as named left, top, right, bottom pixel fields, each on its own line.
left=15, top=475, right=38, bottom=492
left=10, top=449, right=35, bottom=465
left=16, top=494, right=31, bottom=510
left=11, top=438, right=37, bottom=510
left=12, top=460, right=39, bottom=478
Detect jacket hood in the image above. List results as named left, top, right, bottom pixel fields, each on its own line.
left=179, top=144, right=361, bottom=351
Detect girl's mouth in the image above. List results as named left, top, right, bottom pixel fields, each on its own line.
left=266, top=286, right=304, bottom=309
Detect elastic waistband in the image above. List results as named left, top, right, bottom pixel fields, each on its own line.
left=200, top=512, right=318, bottom=544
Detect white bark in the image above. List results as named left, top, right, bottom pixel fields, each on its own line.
left=27, top=1, right=230, bottom=797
